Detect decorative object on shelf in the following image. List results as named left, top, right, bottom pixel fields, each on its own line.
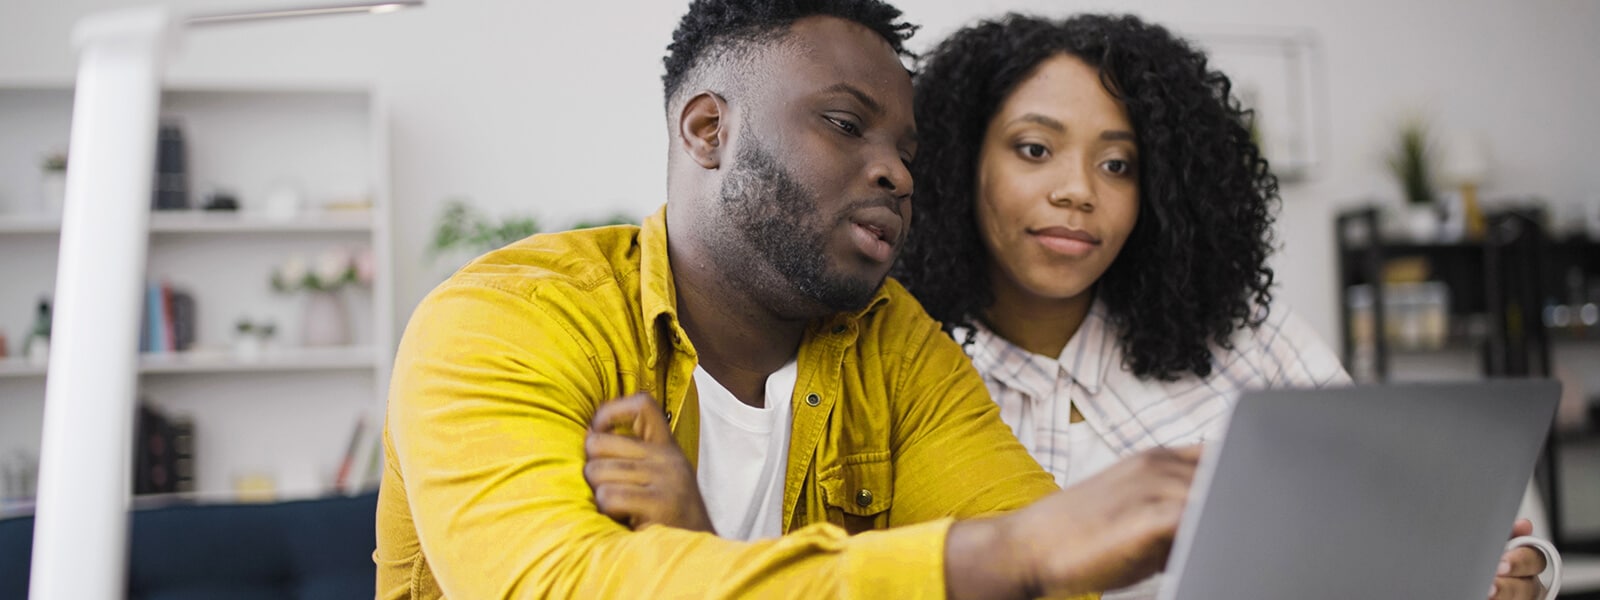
left=40, top=151, right=68, bottom=216
left=271, top=247, right=368, bottom=346
left=301, top=290, right=349, bottom=347
left=152, top=120, right=190, bottom=210
left=1586, top=197, right=1600, bottom=242
left=1386, top=118, right=1440, bottom=243
left=428, top=198, right=541, bottom=269
left=233, top=470, right=277, bottom=503
left=321, top=192, right=374, bottom=214
left=1438, top=130, right=1489, bottom=241
left=232, top=317, right=277, bottom=360
left=202, top=189, right=240, bottom=211
left=262, top=180, right=305, bottom=220
left=1, top=450, right=39, bottom=506
left=22, top=297, right=52, bottom=366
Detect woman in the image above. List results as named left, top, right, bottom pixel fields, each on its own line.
left=896, top=13, right=1551, bottom=600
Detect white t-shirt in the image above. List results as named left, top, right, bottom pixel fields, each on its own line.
left=693, top=360, right=798, bottom=541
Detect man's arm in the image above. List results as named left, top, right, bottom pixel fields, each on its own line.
left=882, top=300, right=1199, bottom=597
left=388, top=282, right=956, bottom=598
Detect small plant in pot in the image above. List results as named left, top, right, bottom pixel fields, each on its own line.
left=1387, top=119, right=1441, bottom=242
left=40, top=152, right=68, bottom=215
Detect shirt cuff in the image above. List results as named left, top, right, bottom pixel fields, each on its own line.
left=840, top=518, right=952, bottom=599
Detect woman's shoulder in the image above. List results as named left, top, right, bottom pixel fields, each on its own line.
left=1212, top=300, right=1351, bottom=388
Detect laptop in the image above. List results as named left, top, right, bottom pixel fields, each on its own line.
left=1160, top=380, right=1560, bottom=600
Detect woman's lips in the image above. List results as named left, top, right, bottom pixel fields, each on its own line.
left=1029, top=226, right=1101, bottom=257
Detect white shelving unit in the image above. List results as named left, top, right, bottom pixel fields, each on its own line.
left=0, top=211, right=377, bottom=234
left=0, top=81, right=394, bottom=501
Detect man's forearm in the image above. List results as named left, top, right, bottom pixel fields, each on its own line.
left=945, top=517, right=1031, bottom=600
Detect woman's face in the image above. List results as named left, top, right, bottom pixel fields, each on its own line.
left=974, top=53, right=1140, bottom=306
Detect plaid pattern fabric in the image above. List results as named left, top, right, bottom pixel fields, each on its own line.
left=963, top=299, right=1351, bottom=482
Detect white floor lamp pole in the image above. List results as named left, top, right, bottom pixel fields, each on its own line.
left=30, top=7, right=172, bottom=600
left=28, top=3, right=419, bottom=598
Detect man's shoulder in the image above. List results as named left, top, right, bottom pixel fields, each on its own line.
left=442, top=225, right=644, bottom=301
left=863, top=277, right=939, bottom=328
left=852, top=277, right=958, bottom=359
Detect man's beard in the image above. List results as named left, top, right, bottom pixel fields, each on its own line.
left=711, top=137, right=883, bottom=316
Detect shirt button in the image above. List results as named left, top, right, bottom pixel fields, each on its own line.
left=664, top=410, right=672, bottom=422
left=805, top=393, right=821, bottom=407
left=855, top=489, right=873, bottom=507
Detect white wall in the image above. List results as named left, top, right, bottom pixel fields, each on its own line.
left=1, top=0, right=1597, bottom=353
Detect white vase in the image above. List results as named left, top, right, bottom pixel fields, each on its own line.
left=1405, top=204, right=1441, bottom=243
left=301, top=290, right=350, bottom=347
left=40, top=171, right=66, bottom=216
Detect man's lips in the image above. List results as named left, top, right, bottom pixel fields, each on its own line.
left=848, top=203, right=904, bottom=263
left=850, top=204, right=904, bottom=248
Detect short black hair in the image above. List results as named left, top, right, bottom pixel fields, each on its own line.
left=662, top=0, right=918, bottom=108
left=894, top=14, right=1279, bottom=381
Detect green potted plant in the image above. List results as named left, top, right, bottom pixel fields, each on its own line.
left=1387, top=119, right=1440, bottom=242
left=40, top=152, right=67, bottom=216
left=427, top=199, right=638, bottom=280
left=428, top=198, right=541, bottom=272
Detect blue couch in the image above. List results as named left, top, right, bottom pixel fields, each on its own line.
left=0, top=492, right=377, bottom=600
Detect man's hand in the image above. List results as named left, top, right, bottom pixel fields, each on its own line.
left=947, top=445, right=1201, bottom=600
left=1490, top=519, right=1549, bottom=600
left=584, top=393, right=715, bottom=534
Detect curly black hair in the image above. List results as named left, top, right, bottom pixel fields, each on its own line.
left=894, top=13, right=1278, bottom=381
left=662, top=0, right=918, bottom=108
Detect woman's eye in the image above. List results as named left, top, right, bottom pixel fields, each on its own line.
left=1018, top=143, right=1049, bottom=159
left=1104, top=159, right=1133, bottom=175
left=827, top=116, right=862, bottom=136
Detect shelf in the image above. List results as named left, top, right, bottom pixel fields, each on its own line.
left=0, top=346, right=377, bottom=379
left=1566, top=555, right=1600, bottom=593
left=0, top=357, right=46, bottom=378
left=0, top=214, right=61, bottom=234
left=0, top=211, right=373, bottom=235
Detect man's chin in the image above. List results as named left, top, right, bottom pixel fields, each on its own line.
left=806, top=272, right=886, bottom=314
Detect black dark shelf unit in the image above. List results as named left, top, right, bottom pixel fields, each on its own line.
left=1335, top=205, right=1600, bottom=555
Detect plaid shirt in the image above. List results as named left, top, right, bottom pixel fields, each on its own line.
left=962, top=299, right=1350, bottom=484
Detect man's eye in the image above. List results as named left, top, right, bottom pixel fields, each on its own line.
left=827, top=116, right=862, bottom=136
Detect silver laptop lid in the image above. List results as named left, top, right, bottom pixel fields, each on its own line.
left=1161, top=380, right=1560, bottom=600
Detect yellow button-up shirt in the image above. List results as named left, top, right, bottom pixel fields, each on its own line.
left=377, top=207, right=1080, bottom=599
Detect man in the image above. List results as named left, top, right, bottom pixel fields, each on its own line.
left=377, top=1, right=1195, bottom=598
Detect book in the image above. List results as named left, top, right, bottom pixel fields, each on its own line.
left=333, top=415, right=366, bottom=493
left=170, top=290, right=196, bottom=352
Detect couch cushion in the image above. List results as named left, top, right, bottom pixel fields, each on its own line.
left=0, top=492, right=376, bottom=600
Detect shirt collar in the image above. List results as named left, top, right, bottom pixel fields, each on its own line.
left=1056, top=298, right=1114, bottom=395
left=639, top=206, right=682, bottom=360
left=964, top=297, right=1116, bottom=397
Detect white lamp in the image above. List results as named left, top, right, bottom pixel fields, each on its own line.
left=28, top=3, right=419, bottom=598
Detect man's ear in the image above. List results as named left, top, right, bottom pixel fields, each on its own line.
left=677, top=91, right=728, bottom=170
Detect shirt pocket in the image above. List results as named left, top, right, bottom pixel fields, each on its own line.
left=817, top=452, right=893, bottom=534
